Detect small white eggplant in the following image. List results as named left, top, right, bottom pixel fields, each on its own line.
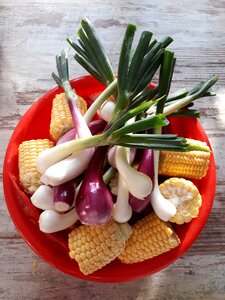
left=39, top=208, right=78, bottom=233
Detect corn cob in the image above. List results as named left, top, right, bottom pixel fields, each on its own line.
left=159, top=177, right=202, bottom=224
left=68, top=219, right=132, bottom=275
left=118, top=213, right=180, bottom=264
left=18, top=139, right=54, bottom=194
left=159, top=139, right=210, bottom=180
left=50, top=92, right=87, bottom=140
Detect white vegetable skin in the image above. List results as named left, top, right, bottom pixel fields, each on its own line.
left=30, top=185, right=55, bottom=210
left=36, top=104, right=93, bottom=174
left=150, top=185, right=177, bottom=221
left=39, top=208, right=78, bottom=233
left=108, top=146, right=136, bottom=168
left=112, top=174, right=132, bottom=223
left=36, top=144, right=71, bottom=174
left=99, top=100, right=116, bottom=123
left=84, top=79, right=117, bottom=124
left=150, top=150, right=177, bottom=221
left=115, top=146, right=152, bottom=199
left=40, top=148, right=94, bottom=186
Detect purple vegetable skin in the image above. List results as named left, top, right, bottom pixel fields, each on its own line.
left=129, top=149, right=154, bottom=212
left=57, top=128, right=77, bottom=145
left=75, top=146, right=113, bottom=225
left=53, top=180, right=76, bottom=212
left=57, top=119, right=107, bottom=145
left=88, top=119, right=107, bottom=134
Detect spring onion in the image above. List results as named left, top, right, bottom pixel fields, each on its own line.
left=53, top=180, right=76, bottom=212
left=75, top=146, right=113, bottom=225
left=129, top=149, right=154, bottom=213
left=34, top=20, right=218, bottom=229
left=68, top=17, right=115, bottom=86
left=30, top=185, right=55, bottom=211
left=57, top=119, right=107, bottom=145
left=99, top=100, right=116, bottom=123
left=150, top=50, right=177, bottom=220
left=112, top=174, right=132, bottom=223
left=115, top=146, right=152, bottom=199
left=37, top=23, right=213, bottom=179
left=39, top=208, right=78, bottom=233
left=108, top=145, right=136, bottom=168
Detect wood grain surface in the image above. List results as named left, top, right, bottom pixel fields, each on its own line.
left=1, top=0, right=225, bottom=299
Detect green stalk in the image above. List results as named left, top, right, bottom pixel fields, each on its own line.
left=133, top=42, right=162, bottom=88
left=131, top=49, right=163, bottom=98
left=77, top=27, right=107, bottom=81
left=68, top=18, right=115, bottom=86
left=112, top=134, right=188, bottom=151
left=129, top=86, right=159, bottom=109
left=52, top=49, right=80, bottom=104
left=169, top=109, right=200, bottom=118
left=62, top=80, right=78, bottom=102
left=167, top=88, right=189, bottom=102
left=106, top=98, right=160, bottom=135
left=84, top=78, right=118, bottom=124
left=127, top=31, right=153, bottom=91
left=112, top=114, right=168, bottom=136
left=160, top=36, right=173, bottom=48
left=156, top=50, right=176, bottom=114
left=81, top=18, right=115, bottom=84
left=74, top=53, right=105, bottom=84
left=114, top=24, right=136, bottom=116
left=103, top=167, right=117, bottom=184
left=163, top=75, right=218, bottom=116
left=147, top=39, right=157, bottom=51
left=43, top=133, right=108, bottom=162
left=67, top=38, right=91, bottom=64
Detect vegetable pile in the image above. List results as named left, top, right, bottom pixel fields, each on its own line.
left=18, top=18, right=217, bottom=276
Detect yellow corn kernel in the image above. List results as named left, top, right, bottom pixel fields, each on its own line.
left=118, top=213, right=180, bottom=264
left=159, top=139, right=210, bottom=180
left=68, top=219, right=132, bottom=275
left=18, top=139, right=54, bottom=194
left=50, top=92, right=87, bottom=141
left=159, top=177, right=202, bottom=224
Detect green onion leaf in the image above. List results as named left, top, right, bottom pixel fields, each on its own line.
left=127, top=31, right=153, bottom=91
left=81, top=18, right=115, bottom=84
left=74, top=53, right=105, bottom=84
left=112, top=114, right=169, bottom=136
left=168, top=109, right=200, bottom=118
left=156, top=50, right=176, bottom=114
left=115, top=24, right=137, bottom=115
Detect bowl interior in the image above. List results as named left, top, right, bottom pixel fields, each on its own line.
left=3, top=76, right=216, bottom=282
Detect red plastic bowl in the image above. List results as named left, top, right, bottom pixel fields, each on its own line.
left=3, top=76, right=216, bottom=282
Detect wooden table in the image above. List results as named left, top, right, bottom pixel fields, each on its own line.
left=1, top=1, right=224, bottom=299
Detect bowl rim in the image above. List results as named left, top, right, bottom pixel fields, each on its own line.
left=3, top=75, right=216, bottom=282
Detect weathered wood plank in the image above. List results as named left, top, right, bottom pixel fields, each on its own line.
left=0, top=239, right=224, bottom=300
